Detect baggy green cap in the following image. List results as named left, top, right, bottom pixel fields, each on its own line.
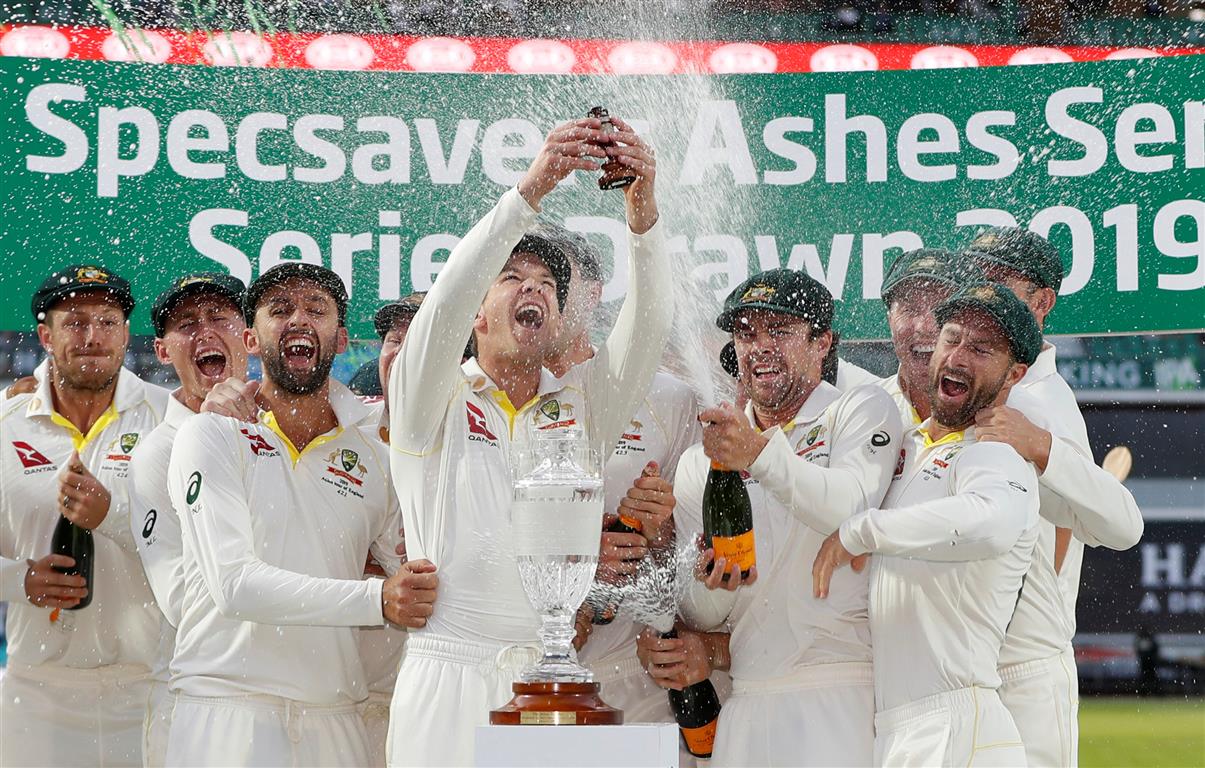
left=881, top=247, right=981, bottom=305
left=963, top=227, right=1065, bottom=292
left=716, top=269, right=834, bottom=333
left=934, top=281, right=1043, bottom=365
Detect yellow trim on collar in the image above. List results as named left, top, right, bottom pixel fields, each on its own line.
left=49, top=403, right=118, bottom=453
left=489, top=390, right=540, bottom=438
left=917, top=426, right=964, bottom=449
left=261, top=411, right=343, bottom=467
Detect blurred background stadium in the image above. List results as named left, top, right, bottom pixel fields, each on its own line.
left=1, top=2, right=1202, bottom=765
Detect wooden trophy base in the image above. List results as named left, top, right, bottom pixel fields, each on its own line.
left=489, top=681, right=623, bottom=726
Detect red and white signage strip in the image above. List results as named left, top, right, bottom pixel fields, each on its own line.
left=0, top=24, right=1197, bottom=73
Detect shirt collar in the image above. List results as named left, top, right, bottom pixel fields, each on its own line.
left=913, top=417, right=975, bottom=448
left=164, top=389, right=196, bottom=427
left=27, top=365, right=144, bottom=418
left=1020, top=341, right=1057, bottom=386
left=744, top=380, right=842, bottom=436
left=461, top=357, right=562, bottom=398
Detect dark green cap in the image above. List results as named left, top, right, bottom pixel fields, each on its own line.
left=373, top=292, right=426, bottom=339
left=881, top=248, right=980, bottom=305
left=512, top=221, right=581, bottom=312
left=963, top=227, right=1065, bottom=292
left=32, top=263, right=134, bottom=321
left=348, top=358, right=383, bottom=397
left=245, top=263, right=348, bottom=326
left=716, top=269, right=834, bottom=333
left=934, top=281, right=1043, bottom=366
left=151, top=272, right=245, bottom=337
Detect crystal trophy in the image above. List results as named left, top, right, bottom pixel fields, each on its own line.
left=489, top=426, right=622, bottom=725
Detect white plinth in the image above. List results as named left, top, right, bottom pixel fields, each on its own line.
left=475, top=724, right=679, bottom=767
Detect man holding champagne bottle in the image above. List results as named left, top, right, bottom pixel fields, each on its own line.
left=652, top=269, right=901, bottom=767
left=0, top=264, right=167, bottom=767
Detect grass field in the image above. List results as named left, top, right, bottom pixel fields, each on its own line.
left=1080, top=697, right=1204, bottom=767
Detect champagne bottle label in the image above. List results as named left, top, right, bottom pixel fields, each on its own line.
left=712, top=530, right=756, bottom=572
left=680, top=717, right=719, bottom=758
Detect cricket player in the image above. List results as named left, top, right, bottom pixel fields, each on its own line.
left=965, top=227, right=1144, bottom=766
left=0, top=264, right=166, bottom=767
left=126, top=273, right=248, bottom=767
left=541, top=225, right=700, bottom=725
left=814, top=280, right=1044, bottom=767
left=165, top=263, right=428, bottom=767
left=650, top=269, right=901, bottom=767
left=386, top=116, right=671, bottom=766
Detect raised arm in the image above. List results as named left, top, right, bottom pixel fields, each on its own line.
left=840, top=441, right=1039, bottom=562
left=750, top=386, right=901, bottom=534
left=171, top=414, right=384, bottom=627
left=584, top=120, right=673, bottom=453
left=390, top=118, right=610, bottom=452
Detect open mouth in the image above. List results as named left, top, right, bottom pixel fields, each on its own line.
left=750, top=360, right=783, bottom=383
left=939, top=372, right=971, bottom=399
left=194, top=348, right=228, bottom=379
left=514, top=301, right=545, bottom=330
left=911, top=344, right=935, bottom=363
left=281, top=334, right=317, bottom=368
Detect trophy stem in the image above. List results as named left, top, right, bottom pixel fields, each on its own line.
left=540, top=612, right=576, bottom=666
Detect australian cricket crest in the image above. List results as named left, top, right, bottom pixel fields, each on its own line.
left=323, top=447, right=367, bottom=498
left=794, top=423, right=829, bottom=462
left=120, top=432, right=139, bottom=454
left=534, top=397, right=577, bottom=430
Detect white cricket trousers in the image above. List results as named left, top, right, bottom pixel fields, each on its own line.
left=359, top=691, right=392, bottom=768
left=0, top=661, right=150, bottom=767
left=714, top=661, right=874, bottom=768
left=387, top=633, right=539, bottom=767
left=143, top=680, right=175, bottom=768
left=999, top=646, right=1079, bottom=767
left=874, top=686, right=1026, bottom=767
left=164, top=693, right=369, bottom=767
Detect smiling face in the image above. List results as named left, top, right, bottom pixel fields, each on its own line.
left=474, top=251, right=562, bottom=363
left=886, top=278, right=958, bottom=397
left=927, top=308, right=1027, bottom=429
left=248, top=277, right=348, bottom=395
left=732, top=309, right=831, bottom=415
left=155, top=293, right=248, bottom=405
left=38, top=292, right=130, bottom=393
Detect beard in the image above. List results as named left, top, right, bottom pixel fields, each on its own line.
left=928, top=365, right=1008, bottom=429
left=53, top=355, right=121, bottom=393
left=260, top=340, right=337, bottom=395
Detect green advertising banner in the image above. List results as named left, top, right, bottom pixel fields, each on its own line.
left=1, top=54, right=1202, bottom=339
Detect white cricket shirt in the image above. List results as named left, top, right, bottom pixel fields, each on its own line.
left=676, top=383, right=901, bottom=680
left=580, top=371, right=700, bottom=667
left=387, top=186, right=672, bottom=646
left=127, top=391, right=194, bottom=683
left=0, top=367, right=166, bottom=669
left=168, top=381, right=403, bottom=705
left=840, top=423, right=1040, bottom=711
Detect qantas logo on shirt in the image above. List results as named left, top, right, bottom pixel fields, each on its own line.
left=466, top=402, right=499, bottom=445
left=239, top=429, right=280, bottom=457
left=894, top=448, right=906, bottom=477
left=12, top=441, right=54, bottom=470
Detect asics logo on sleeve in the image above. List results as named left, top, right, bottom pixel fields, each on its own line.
left=466, top=402, right=498, bottom=443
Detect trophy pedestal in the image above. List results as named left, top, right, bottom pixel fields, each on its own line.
left=489, top=682, right=622, bottom=726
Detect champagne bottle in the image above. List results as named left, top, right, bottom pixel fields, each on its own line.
left=590, top=514, right=643, bottom=625
left=50, top=515, right=93, bottom=610
left=586, top=106, right=637, bottom=191
left=662, top=630, right=722, bottom=758
left=702, top=460, right=756, bottom=580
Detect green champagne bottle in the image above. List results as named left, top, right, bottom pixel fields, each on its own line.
left=662, top=630, right=722, bottom=758
left=702, top=460, right=755, bottom=580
